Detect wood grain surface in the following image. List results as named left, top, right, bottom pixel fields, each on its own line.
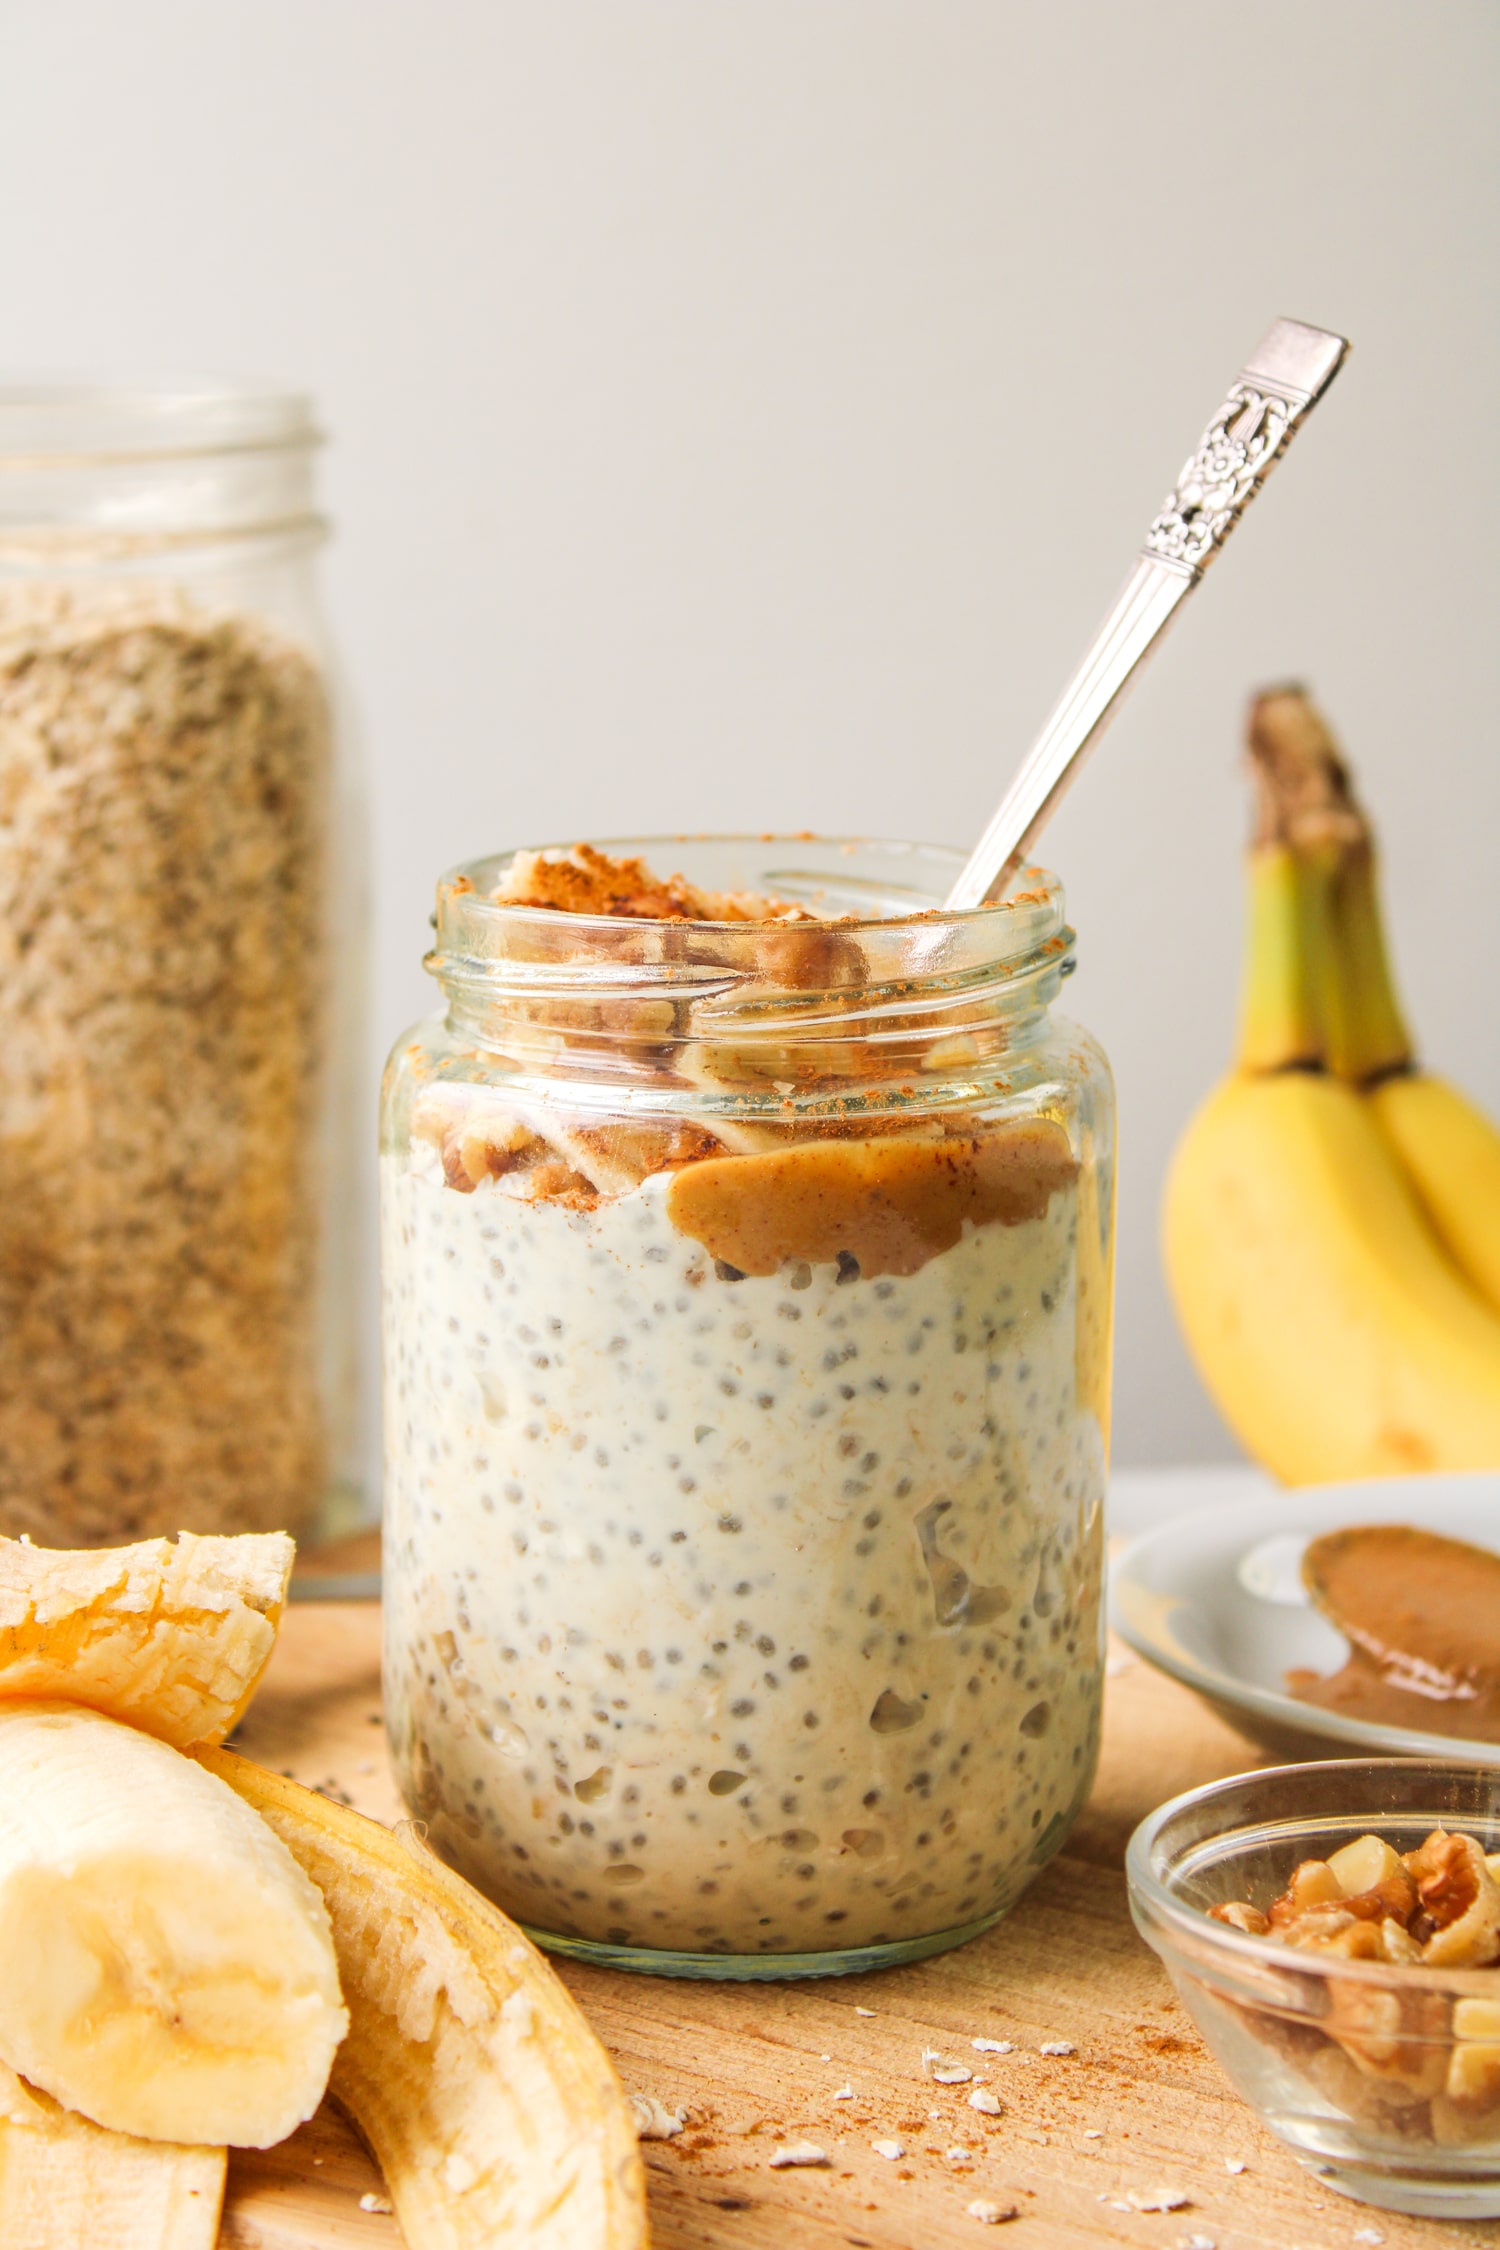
left=223, top=1592, right=1480, bottom=2249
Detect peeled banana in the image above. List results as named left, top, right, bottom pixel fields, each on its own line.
left=0, top=1525, right=648, bottom=2247
left=0, top=1701, right=346, bottom=2147
left=1164, top=709, right=1500, bottom=1483
left=204, top=1749, right=649, bottom=2250
left=0, top=1529, right=293, bottom=1749
left=0, top=2060, right=225, bottom=2250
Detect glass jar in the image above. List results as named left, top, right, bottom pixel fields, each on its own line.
left=381, top=836, right=1114, bottom=1977
left=0, top=384, right=366, bottom=1546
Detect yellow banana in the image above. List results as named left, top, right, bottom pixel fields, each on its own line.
left=1248, top=688, right=1500, bottom=1317
left=1371, top=1073, right=1500, bottom=1312
left=1164, top=770, right=1500, bottom=1484
left=1164, top=1069, right=1500, bottom=1482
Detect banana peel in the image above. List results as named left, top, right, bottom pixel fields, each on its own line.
left=0, top=1530, right=293, bottom=1749
left=203, top=1749, right=649, bottom=2250
left=0, top=2059, right=224, bottom=2250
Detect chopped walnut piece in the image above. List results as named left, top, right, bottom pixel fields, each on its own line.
left=1447, top=1995, right=1500, bottom=2126
left=1339, top=1869, right=1419, bottom=1927
left=1443, top=2028, right=1500, bottom=2118
left=1326, top=1978, right=1451, bottom=2095
left=1328, top=1834, right=1404, bottom=1897
left=1209, top=1900, right=1268, bottom=1935
left=1380, top=1916, right=1423, bottom=1965
left=1266, top=1858, right=1346, bottom=1930
left=1406, top=1832, right=1500, bottom=1967
left=1313, top=1918, right=1387, bottom=1963
left=1270, top=1903, right=1360, bottom=1951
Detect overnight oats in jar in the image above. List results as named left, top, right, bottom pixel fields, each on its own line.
left=381, top=836, right=1115, bottom=1976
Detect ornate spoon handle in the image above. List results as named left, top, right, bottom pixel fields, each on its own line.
left=945, top=318, right=1350, bottom=910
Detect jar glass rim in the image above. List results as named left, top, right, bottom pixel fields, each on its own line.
left=0, top=380, right=320, bottom=468
left=424, top=836, right=1075, bottom=1082
left=433, top=833, right=1066, bottom=946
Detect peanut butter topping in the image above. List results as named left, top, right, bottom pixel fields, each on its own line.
left=665, top=1118, right=1078, bottom=1279
left=494, top=842, right=809, bottom=924
left=1289, top=1524, right=1500, bottom=1743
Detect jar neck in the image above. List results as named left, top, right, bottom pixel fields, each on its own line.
left=425, top=837, right=1075, bottom=1119
left=0, top=384, right=325, bottom=565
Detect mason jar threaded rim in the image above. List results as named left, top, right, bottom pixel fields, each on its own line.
left=427, top=834, right=1074, bottom=1036
left=0, top=380, right=325, bottom=558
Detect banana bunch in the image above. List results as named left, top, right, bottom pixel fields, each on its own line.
left=1164, top=688, right=1500, bottom=1484
left=0, top=1530, right=648, bottom=2250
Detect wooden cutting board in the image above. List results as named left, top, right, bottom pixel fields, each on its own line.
left=219, top=1585, right=1465, bottom=2250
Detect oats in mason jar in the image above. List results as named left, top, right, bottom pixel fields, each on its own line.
left=0, top=584, right=331, bottom=1542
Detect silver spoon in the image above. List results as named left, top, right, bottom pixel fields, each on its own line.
left=946, top=317, right=1350, bottom=910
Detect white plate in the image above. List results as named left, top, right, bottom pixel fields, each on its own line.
left=1108, top=1471, right=1500, bottom=1766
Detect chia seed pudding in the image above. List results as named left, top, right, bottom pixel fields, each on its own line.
left=381, top=840, right=1114, bottom=1970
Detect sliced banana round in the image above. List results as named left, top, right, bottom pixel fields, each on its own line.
left=0, top=1701, right=346, bottom=2147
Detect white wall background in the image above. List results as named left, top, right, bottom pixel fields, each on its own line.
left=3, top=0, right=1496, bottom=1467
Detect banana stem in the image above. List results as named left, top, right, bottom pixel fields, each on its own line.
left=1237, top=843, right=1327, bottom=1074
left=1325, top=841, right=1413, bottom=1084
left=1245, top=688, right=1415, bottom=1085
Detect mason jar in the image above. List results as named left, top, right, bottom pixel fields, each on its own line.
left=381, top=836, right=1114, bottom=1977
left=0, top=384, right=366, bottom=1545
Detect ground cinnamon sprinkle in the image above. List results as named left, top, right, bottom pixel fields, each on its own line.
left=494, top=841, right=810, bottom=924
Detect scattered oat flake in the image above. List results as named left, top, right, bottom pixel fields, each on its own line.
left=871, top=2138, right=904, bottom=2161
left=946, top=2145, right=975, bottom=2164
left=359, top=2193, right=393, bottom=2215
left=1038, top=2040, right=1075, bottom=2056
left=1224, top=2157, right=1246, bottom=2174
left=1178, top=2236, right=1216, bottom=2250
left=630, top=2094, right=687, bottom=2141
left=1083, top=2128, right=1102, bottom=2139
left=924, top=2047, right=973, bottom=2083
left=1125, top=2185, right=1191, bottom=2212
left=769, top=2141, right=828, bottom=2168
left=967, top=2199, right=1019, bottom=2225
left=1353, top=2234, right=1384, bottom=2246
left=855, top=2005, right=876, bottom=2016
left=971, top=2037, right=1012, bottom=2053
left=968, top=2088, right=1003, bottom=2116
left=832, top=2084, right=854, bottom=2101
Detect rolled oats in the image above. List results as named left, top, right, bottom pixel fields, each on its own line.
left=0, top=584, right=331, bottom=1541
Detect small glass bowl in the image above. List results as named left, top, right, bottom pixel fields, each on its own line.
left=1126, top=1759, right=1500, bottom=2218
